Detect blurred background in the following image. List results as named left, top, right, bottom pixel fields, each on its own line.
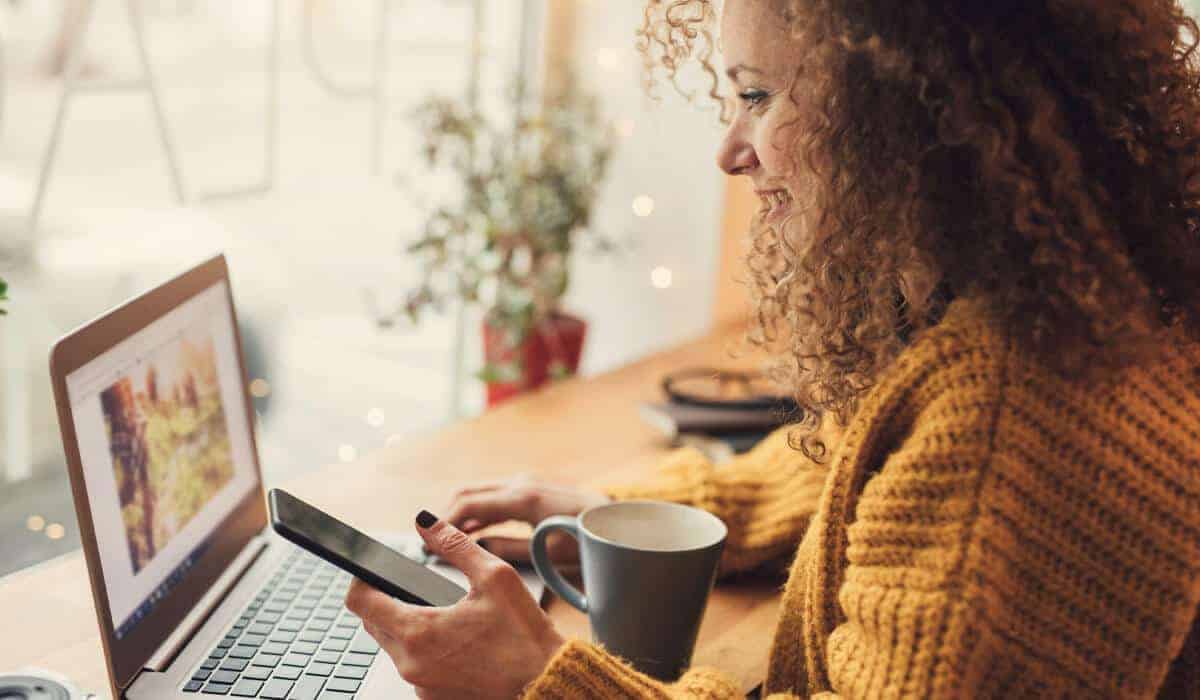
left=10, top=0, right=1199, bottom=581
left=0, top=0, right=740, bottom=577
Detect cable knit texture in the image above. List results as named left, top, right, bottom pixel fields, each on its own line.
left=521, top=296, right=1200, bottom=699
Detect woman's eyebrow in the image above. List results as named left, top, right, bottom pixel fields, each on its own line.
left=726, top=64, right=764, bottom=82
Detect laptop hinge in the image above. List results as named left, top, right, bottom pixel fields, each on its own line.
left=143, top=534, right=270, bottom=672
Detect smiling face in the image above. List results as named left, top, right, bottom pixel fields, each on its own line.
left=715, top=0, right=812, bottom=227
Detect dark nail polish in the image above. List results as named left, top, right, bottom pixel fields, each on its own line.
left=477, top=539, right=491, bottom=553
left=416, top=510, right=438, bottom=528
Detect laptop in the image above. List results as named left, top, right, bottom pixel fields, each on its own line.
left=49, top=254, right=543, bottom=699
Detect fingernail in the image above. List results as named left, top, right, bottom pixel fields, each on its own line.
left=416, top=510, right=438, bottom=528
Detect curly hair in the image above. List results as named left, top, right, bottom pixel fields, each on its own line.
left=640, top=0, right=1200, bottom=462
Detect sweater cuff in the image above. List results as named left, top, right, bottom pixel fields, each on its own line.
left=521, top=639, right=743, bottom=700
left=520, top=639, right=647, bottom=700
left=602, top=446, right=714, bottom=505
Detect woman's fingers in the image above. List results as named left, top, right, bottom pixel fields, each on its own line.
left=478, top=532, right=579, bottom=565
left=443, top=490, right=534, bottom=530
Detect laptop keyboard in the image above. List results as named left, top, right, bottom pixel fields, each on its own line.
left=181, top=546, right=405, bottom=698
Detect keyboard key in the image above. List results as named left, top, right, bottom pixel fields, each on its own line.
left=277, top=620, right=304, bottom=632
left=292, top=641, right=318, bottom=655
left=242, top=633, right=267, bottom=647
left=248, top=623, right=274, bottom=636
left=210, top=670, right=239, bottom=685
left=333, top=665, right=367, bottom=680
left=299, top=631, right=324, bottom=643
left=286, top=675, right=326, bottom=700
left=325, top=678, right=360, bottom=694
left=263, top=601, right=289, bottom=613
left=262, top=641, right=289, bottom=655
left=314, top=651, right=341, bottom=665
left=210, top=647, right=229, bottom=659
left=329, top=628, right=355, bottom=641
left=230, top=679, right=264, bottom=697
left=217, top=636, right=237, bottom=649
left=306, top=662, right=335, bottom=677
left=269, top=631, right=298, bottom=644
left=317, top=693, right=353, bottom=699
left=341, top=652, right=373, bottom=667
left=257, top=612, right=283, bottom=624
left=200, top=657, right=220, bottom=671
left=273, top=665, right=303, bottom=681
left=243, top=666, right=271, bottom=681
left=228, top=645, right=257, bottom=660
left=192, top=669, right=212, bottom=681
left=349, top=633, right=379, bottom=654
left=311, top=609, right=337, bottom=621
left=258, top=678, right=294, bottom=700
left=282, top=653, right=309, bottom=667
left=184, top=679, right=204, bottom=692
left=219, top=659, right=248, bottom=673
left=319, top=640, right=347, bottom=653
left=252, top=652, right=283, bottom=668
left=201, top=681, right=232, bottom=695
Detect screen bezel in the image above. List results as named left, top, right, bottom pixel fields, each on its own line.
left=48, top=253, right=267, bottom=696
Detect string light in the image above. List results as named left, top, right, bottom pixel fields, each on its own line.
left=651, top=266, right=674, bottom=289
left=250, top=378, right=271, bottom=398
left=366, top=408, right=385, bottom=428
left=46, top=523, right=65, bottom=540
left=617, top=118, right=636, bottom=140
left=26, top=515, right=45, bottom=532
left=632, top=195, right=655, bottom=217
left=338, top=444, right=357, bottom=462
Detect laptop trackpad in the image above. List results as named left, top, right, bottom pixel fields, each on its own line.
left=358, top=654, right=418, bottom=700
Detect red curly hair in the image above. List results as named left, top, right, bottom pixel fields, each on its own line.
left=640, top=0, right=1200, bottom=462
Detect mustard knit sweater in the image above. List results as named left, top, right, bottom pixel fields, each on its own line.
left=522, top=296, right=1200, bottom=699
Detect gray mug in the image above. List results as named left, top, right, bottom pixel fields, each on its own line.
left=530, top=500, right=727, bottom=681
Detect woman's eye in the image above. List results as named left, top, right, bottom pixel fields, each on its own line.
left=738, top=90, right=770, bottom=108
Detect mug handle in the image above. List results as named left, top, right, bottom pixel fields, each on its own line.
left=530, top=516, right=588, bottom=613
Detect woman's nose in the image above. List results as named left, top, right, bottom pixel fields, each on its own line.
left=716, top=125, right=758, bottom=175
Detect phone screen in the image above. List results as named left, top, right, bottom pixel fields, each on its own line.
left=268, top=488, right=467, bottom=607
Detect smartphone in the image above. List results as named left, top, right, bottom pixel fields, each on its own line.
left=268, top=488, right=467, bottom=607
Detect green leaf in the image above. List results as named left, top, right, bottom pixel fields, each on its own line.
left=475, top=361, right=522, bottom=384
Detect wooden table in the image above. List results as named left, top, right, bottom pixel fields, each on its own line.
left=0, top=323, right=781, bottom=697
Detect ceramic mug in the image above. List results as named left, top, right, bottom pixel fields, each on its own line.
left=530, top=500, right=727, bottom=681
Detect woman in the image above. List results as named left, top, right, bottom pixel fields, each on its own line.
left=346, top=0, right=1200, bottom=697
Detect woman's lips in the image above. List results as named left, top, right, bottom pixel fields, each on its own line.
left=756, top=189, right=792, bottom=225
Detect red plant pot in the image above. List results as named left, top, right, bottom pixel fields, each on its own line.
left=482, top=311, right=587, bottom=408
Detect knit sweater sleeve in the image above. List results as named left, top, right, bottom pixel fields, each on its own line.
left=521, top=639, right=803, bottom=699
left=603, top=420, right=838, bottom=575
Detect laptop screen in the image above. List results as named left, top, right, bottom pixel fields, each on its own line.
left=64, top=279, right=260, bottom=641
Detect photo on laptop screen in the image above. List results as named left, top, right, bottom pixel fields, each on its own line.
left=66, top=280, right=259, bottom=640
left=99, top=328, right=235, bottom=574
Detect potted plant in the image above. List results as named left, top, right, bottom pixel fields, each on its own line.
left=379, top=79, right=616, bottom=407
left=0, top=277, right=8, bottom=315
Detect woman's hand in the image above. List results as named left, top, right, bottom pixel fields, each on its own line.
left=346, top=511, right=565, bottom=700
left=443, top=474, right=611, bottom=564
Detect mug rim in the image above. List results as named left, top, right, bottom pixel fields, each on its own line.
left=577, top=499, right=727, bottom=554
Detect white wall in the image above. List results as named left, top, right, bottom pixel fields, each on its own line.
left=560, top=2, right=728, bottom=375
